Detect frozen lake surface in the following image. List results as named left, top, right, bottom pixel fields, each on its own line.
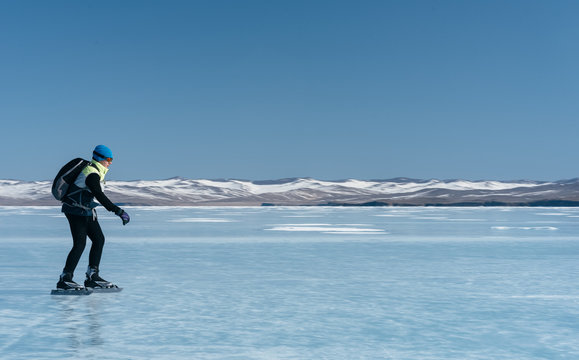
left=1, top=206, right=579, bottom=359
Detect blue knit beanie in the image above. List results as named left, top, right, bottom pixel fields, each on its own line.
left=93, top=145, right=113, bottom=161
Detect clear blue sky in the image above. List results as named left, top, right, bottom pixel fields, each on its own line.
left=1, top=0, right=577, bottom=181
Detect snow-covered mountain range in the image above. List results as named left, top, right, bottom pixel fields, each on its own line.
left=1, top=177, right=579, bottom=206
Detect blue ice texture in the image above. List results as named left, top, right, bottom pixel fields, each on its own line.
left=1, top=206, right=579, bottom=359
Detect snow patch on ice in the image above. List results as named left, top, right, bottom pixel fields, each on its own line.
left=283, top=215, right=324, bottom=218
left=491, top=226, right=558, bottom=231
left=265, top=223, right=386, bottom=234
left=413, top=216, right=449, bottom=220
left=374, top=214, right=411, bottom=217
left=324, top=231, right=387, bottom=235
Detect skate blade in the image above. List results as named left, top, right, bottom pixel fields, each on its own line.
left=90, top=286, right=123, bottom=293
left=51, top=288, right=93, bottom=296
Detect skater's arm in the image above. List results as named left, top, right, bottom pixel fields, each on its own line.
left=85, top=173, right=121, bottom=214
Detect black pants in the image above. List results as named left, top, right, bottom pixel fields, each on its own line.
left=63, top=213, right=105, bottom=275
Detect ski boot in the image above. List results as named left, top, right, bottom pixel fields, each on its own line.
left=85, top=267, right=120, bottom=292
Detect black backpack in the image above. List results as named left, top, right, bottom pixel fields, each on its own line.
left=52, top=158, right=91, bottom=201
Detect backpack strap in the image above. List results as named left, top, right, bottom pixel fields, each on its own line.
left=62, top=162, right=101, bottom=210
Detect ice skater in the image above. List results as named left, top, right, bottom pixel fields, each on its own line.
left=56, top=145, right=130, bottom=292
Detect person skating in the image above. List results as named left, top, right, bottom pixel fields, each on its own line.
left=56, top=145, right=130, bottom=291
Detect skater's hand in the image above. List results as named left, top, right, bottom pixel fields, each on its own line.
left=116, top=209, right=130, bottom=225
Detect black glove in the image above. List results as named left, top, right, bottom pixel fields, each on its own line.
left=116, top=208, right=130, bottom=225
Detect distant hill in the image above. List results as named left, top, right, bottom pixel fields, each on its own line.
left=2, top=177, right=579, bottom=206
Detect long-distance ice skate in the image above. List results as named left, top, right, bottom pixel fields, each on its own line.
left=85, top=267, right=122, bottom=293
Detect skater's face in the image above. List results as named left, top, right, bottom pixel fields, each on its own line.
left=99, top=158, right=112, bottom=168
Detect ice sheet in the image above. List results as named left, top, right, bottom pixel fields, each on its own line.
left=1, top=206, right=579, bottom=359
